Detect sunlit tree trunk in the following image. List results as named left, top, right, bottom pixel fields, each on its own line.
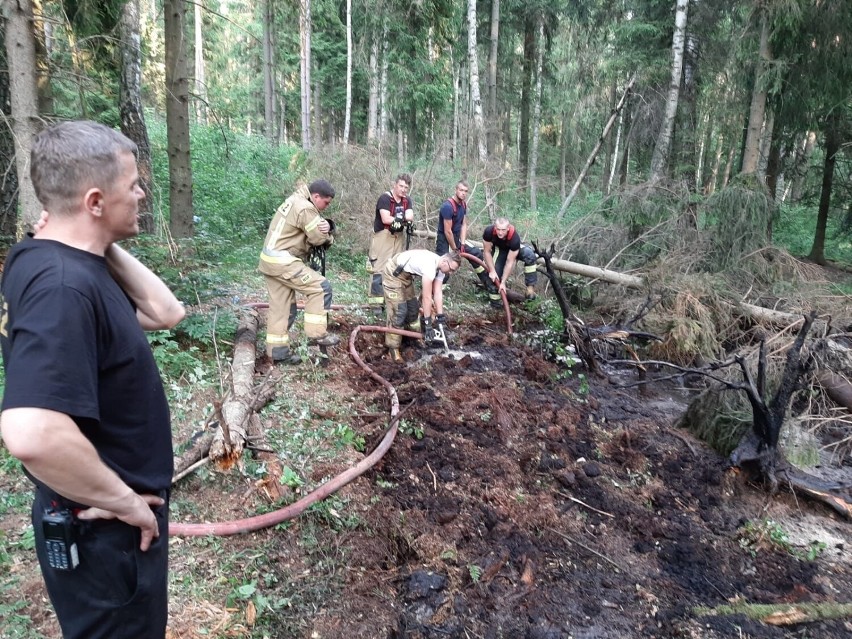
left=164, top=0, right=194, bottom=238
left=343, top=0, right=352, bottom=146
left=299, top=0, right=312, bottom=150
left=367, top=39, right=378, bottom=143
left=119, top=0, right=155, bottom=234
left=788, top=131, right=816, bottom=202
left=649, top=0, right=689, bottom=182
left=529, top=17, right=544, bottom=210
left=486, top=0, right=499, bottom=156
left=451, top=59, right=459, bottom=162
left=467, top=0, right=496, bottom=218
left=741, top=6, right=770, bottom=175
left=194, top=0, right=207, bottom=126
left=33, top=0, right=53, bottom=116
left=380, top=22, right=388, bottom=142
left=5, top=0, right=41, bottom=232
left=262, top=0, right=274, bottom=140
left=602, top=80, right=616, bottom=195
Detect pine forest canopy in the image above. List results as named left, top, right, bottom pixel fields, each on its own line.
left=1, top=0, right=850, bottom=260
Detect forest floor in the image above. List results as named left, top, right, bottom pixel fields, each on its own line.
left=1, top=301, right=850, bottom=639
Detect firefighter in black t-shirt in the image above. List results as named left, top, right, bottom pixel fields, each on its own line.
left=482, top=217, right=539, bottom=307
left=367, top=174, right=414, bottom=307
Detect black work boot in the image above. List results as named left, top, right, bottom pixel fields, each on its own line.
left=309, top=333, right=341, bottom=347
left=269, top=346, right=301, bottom=365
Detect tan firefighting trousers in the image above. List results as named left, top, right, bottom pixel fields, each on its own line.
left=367, top=229, right=406, bottom=305
left=381, top=258, right=421, bottom=349
left=259, top=258, right=332, bottom=355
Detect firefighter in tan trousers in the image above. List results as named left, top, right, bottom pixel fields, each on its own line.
left=382, top=249, right=461, bottom=362
left=367, top=174, right=414, bottom=307
left=259, top=180, right=339, bottom=364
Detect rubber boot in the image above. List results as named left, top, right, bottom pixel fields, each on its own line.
left=309, top=333, right=341, bottom=347
left=525, top=285, right=537, bottom=300
left=269, top=346, right=301, bottom=365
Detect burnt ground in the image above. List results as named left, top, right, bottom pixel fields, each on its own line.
left=2, top=308, right=850, bottom=639
left=298, top=313, right=852, bottom=639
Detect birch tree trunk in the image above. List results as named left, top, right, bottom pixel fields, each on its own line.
left=741, top=6, right=770, bottom=175
left=5, top=0, right=42, bottom=232
left=649, top=0, right=689, bottom=183
left=262, top=0, right=274, bottom=140
left=119, top=0, right=155, bottom=233
left=789, top=131, right=816, bottom=202
left=380, top=22, right=388, bottom=142
left=343, top=0, right=352, bottom=146
left=194, top=0, right=208, bottom=126
left=467, top=0, right=496, bottom=218
left=164, top=0, right=194, bottom=238
left=299, top=0, right=312, bottom=150
left=367, top=39, right=378, bottom=143
left=529, top=17, right=544, bottom=210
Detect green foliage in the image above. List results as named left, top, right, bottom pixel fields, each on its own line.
left=737, top=519, right=827, bottom=562
left=704, top=175, right=774, bottom=270
left=146, top=331, right=206, bottom=384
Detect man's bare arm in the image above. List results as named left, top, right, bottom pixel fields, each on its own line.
left=106, top=244, right=185, bottom=330
left=0, top=407, right=163, bottom=550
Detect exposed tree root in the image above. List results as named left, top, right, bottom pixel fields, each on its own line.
left=694, top=601, right=852, bottom=626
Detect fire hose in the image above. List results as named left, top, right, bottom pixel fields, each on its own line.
left=169, top=325, right=416, bottom=536
left=169, top=280, right=510, bottom=536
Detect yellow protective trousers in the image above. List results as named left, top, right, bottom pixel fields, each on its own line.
left=367, top=229, right=406, bottom=304
left=259, top=257, right=332, bottom=354
left=381, top=264, right=421, bottom=349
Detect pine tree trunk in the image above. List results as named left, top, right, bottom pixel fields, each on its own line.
left=529, top=17, right=544, bottom=210
left=467, top=0, right=496, bottom=219
left=790, top=131, right=816, bottom=202
left=262, top=0, right=274, bottom=140
left=741, top=7, right=771, bottom=175
left=649, top=0, right=689, bottom=182
left=119, top=0, right=155, bottom=234
left=518, top=18, right=534, bottom=187
left=164, top=0, right=195, bottom=238
left=195, top=0, right=208, bottom=126
left=807, top=121, right=839, bottom=265
left=486, top=0, right=500, bottom=156
left=6, top=0, right=43, bottom=232
left=0, top=19, right=19, bottom=235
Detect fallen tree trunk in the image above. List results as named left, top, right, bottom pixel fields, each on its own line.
left=208, top=309, right=283, bottom=497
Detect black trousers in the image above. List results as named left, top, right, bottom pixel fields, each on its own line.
left=32, top=488, right=170, bottom=639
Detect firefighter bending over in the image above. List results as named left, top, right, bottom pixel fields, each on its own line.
left=382, top=249, right=460, bottom=362
left=259, top=179, right=339, bottom=364
left=482, top=217, right=538, bottom=307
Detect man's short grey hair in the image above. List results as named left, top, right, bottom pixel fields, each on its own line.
left=31, top=120, right=137, bottom=216
left=494, top=217, right=510, bottom=227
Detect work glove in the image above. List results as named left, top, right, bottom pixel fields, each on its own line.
left=421, top=316, right=436, bottom=346
left=389, top=218, right=404, bottom=234
left=405, top=221, right=414, bottom=235
left=325, top=218, right=336, bottom=235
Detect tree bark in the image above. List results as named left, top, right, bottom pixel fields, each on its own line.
left=518, top=17, right=534, bottom=187
left=807, top=120, right=839, bottom=265
left=367, top=38, right=378, bottom=143
left=343, top=0, right=352, bottom=146
left=299, top=0, right=312, bottom=149
left=741, top=6, right=770, bottom=175
left=649, top=0, right=689, bottom=182
left=529, top=17, right=544, bottom=210
left=262, top=0, right=274, bottom=140
left=0, top=18, right=20, bottom=235
left=788, top=131, right=816, bottom=202
left=119, top=0, right=155, bottom=234
left=467, top=0, right=496, bottom=219
left=194, top=0, right=208, bottom=126
left=486, top=0, right=500, bottom=156
left=5, top=0, right=42, bottom=233
left=164, top=0, right=194, bottom=238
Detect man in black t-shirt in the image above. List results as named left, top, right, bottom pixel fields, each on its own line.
left=0, top=121, right=185, bottom=639
left=367, top=174, right=414, bottom=306
left=482, top=217, right=539, bottom=307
